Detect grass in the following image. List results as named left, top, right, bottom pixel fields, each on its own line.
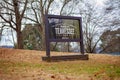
left=0, top=48, right=120, bottom=79
left=0, top=59, right=120, bottom=78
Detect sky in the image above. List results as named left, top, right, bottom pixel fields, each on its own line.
left=96, top=0, right=107, bottom=6
left=0, top=28, right=15, bottom=46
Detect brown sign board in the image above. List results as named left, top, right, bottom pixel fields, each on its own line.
left=44, top=14, right=85, bottom=59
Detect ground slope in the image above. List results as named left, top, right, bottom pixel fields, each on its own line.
left=0, top=48, right=120, bottom=80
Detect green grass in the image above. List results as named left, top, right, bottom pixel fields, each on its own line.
left=0, top=60, right=120, bottom=78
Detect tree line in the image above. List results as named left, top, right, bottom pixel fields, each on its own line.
left=0, top=0, right=119, bottom=53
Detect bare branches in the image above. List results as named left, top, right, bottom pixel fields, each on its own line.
left=60, top=0, right=73, bottom=15
left=31, top=1, right=39, bottom=23
left=0, top=14, right=16, bottom=30
left=24, top=16, right=38, bottom=23
left=46, top=0, right=54, bottom=13
left=4, top=0, right=14, bottom=6
left=77, top=1, right=107, bottom=53
left=0, top=0, right=28, bottom=49
left=20, top=0, right=28, bottom=21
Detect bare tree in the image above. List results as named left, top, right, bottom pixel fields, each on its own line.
left=104, top=0, right=120, bottom=29
left=24, top=0, right=72, bottom=50
left=77, top=0, right=120, bottom=53
left=99, top=0, right=120, bottom=53
left=0, top=0, right=28, bottom=49
left=75, top=0, right=108, bottom=53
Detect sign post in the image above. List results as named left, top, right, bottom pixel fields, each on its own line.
left=42, top=14, right=88, bottom=61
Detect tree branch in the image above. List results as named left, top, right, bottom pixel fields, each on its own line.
left=20, top=0, right=28, bottom=21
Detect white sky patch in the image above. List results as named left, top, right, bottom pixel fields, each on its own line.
left=96, top=0, right=107, bottom=6
left=0, top=28, right=16, bottom=46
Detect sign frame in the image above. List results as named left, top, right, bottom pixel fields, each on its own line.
left=45, top=14, right=84, bottom=57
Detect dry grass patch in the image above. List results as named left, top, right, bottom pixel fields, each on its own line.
left=0, top=48, right=120, bottom=80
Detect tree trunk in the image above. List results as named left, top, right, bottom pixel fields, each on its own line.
left=41, top=31, right=46, bottom=50
left=16, top=30, right=23, bottom=49
left=40, top=14, right=46, bottom=50
left=40, top=8, right=46, bottom=51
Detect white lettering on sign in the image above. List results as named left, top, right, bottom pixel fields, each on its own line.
left=55, top=26, right=74, bottom=35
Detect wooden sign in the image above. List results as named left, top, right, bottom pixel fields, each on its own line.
left=43, top=14, right=87, bottom=61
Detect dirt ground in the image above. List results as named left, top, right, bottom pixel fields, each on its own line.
left=0, top=48, right=120, bottom=80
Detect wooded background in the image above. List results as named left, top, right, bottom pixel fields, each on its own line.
left=0, top=0, right=120, bottom=53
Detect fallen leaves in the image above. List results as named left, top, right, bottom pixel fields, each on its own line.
left=0, top=48, right=120, bottom=80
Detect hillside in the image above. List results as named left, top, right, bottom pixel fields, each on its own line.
left=0, top=48, right=120, bottom=80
